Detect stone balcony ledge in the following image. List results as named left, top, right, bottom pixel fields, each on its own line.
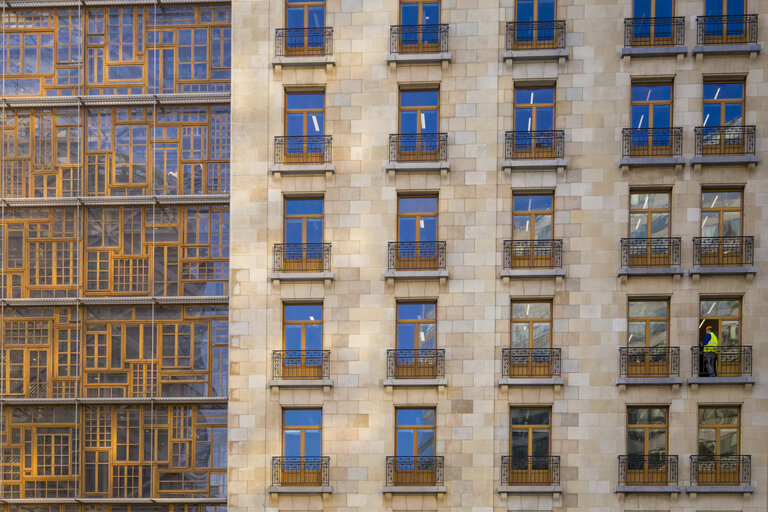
left=268, top=379, right=333, bottom=389
left=380, top=485, right=446, bottom=494
left=615, top=485, right=682, bottom=493
left=385, top=270, right=449, bottom=281
left=619, top=157, right=685, bottom=169
left=688, top=266, right=756, bottom=276
left=498, top=377, right=564, bottom=387
left=385, top=161, right=450, bottom=174
left=267, top=485, right=332, bottom=494
left=616, top=377, right=683, bottom=386
left=500, top=269, right=566, bottom=279
left=691, top=155, right=758, bottom=166
left=687, top=376, right=755, bottom=385
left=501, top=159, right=567, bottom=171
left=621, top=46, right=687, bottom=58
left=271, top=55, right=336, bottom=68
left=270, top=271, right=335, bottom=283
left=503, top=48, right=569, bottom=63
left=269, top=163, right=335, bottom=176
left=686, top=485, right=753, bottom=493
left=692, top=43, right=761, bottom=56
left=618, top=267, right=684, bottom=276
left=383, top=378, right=447, bottom=387
left=497, top=485, right=563, bottom=495
left=387, top=52, right=452, bottom=65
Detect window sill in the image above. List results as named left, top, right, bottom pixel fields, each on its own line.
left=501, top=159, right=567, bottom=172
left=270, top=271, right=335, bottom=283
left=385, top=161, right=450, bottom=174
left=500, top=269, right=566, bottom=279
left=387, top=52, right=452, bottom=65
left=267, top=485, right=333, bottom=494
left=691, top=155, right=758, bottom=166
left=687, top=376, right=755, bottom=385
left=498, top=377, right=564, bottom=387
left=383, top=378, right=447, bottom=387
left=620, top=46, right=688, bottom=58
left=269, top=163, right=335, bottom=176
left=615, top=485, right=682, bottom=493
left=268, top=379, right=333, bottom=388
left=618, top=267, right=684, bottom=276
left=688, top=266, right=756, bottom=276
left=380, top=485, right=446, bottom=494
left=384, top=270, right=449, bottom=281
left=692, top=44, right=761, bottom=56
left=271, top=55, right=336, bottom=68
left=503, top=48, right=569, bottom=63
left=686, top=485, right=754, bottom=494
left=619, top=157, right=685, bottom=169
left=497, top=485, right=563, bottom=495
left=616, top=377, right=682, bottom=386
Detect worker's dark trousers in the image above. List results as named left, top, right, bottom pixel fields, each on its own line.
left=703, top=352, right=717, bottom=377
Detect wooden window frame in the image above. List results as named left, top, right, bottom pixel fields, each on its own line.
left=508, top=407, right=551, bottom=484
left=631, top=82, right=674, bottom=130
left=283, top=91, right=325, bottom=164
left=698, top=405, right=740, bottom=456
left=399, top=0, right=440, bottom=25
left=281, top=408, right=323, bottom=485
left=282, top=303, right=324, bottom=379
left=700, top=188, right=744, bottom=264
left=513, top=86, right=556, bottom=132
left=282, top=196, right=324, bottom=272
left=395, top=301, right=438, bottom=378
left=510, top=300, right=553, bottom=377
left=511, top=192, right=555, bottom=268
left=626, top=406, right=669, bottom=484
left=627, top=298, right=670, bottom=376
left=703, top=80, right=745, bottom=126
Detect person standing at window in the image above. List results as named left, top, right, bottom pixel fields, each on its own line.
left=701, top=325, right=719, bottom=376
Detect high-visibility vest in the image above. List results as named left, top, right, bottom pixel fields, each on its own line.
left=703, top=332, right=719, bottom=353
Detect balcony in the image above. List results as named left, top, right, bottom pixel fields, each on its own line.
left=622, top=17, right=687, bottom=57
left=271, top=135, right=333, bottom=175
left=694, top=15, right=760, bottom=56
left=616, top=455, right=681, bottom=493
left=500, top=348, right=563, bottom=387
left=385, top=241, right=448, bottom=281
left=618, top=238, right=683, bottom=276
left=269, top=350, right=332, bottom=388
left=617, top=347, right=681, bottom=386
left=386, top=133, right=449, bottom=173
left=269, top=456, right=331, bottom=494
left=501, top=130, right=567, bottom=171
left=692, top=126, right=758, bottom=168
left=619, top=128, right=684, bottom=169
left=501, top=239, right=565, bottom=279
left=270, top=243, right=334, bottom=282
left=273, top=27, right=335, bottom=68
left=688, top=455, right=753, bottom=493
left=503, top=21, right=568, bottom=62
left=689, top=346, right=755, bottom=385
left=499, top=456, right=562, bottom=495
left=384, top=349, right=446, bottom=387
left=382, top=456, right=445, bottom=494
left=691, top=236, right=755, bottom=275
left=388, top=24, right=451, bottom=65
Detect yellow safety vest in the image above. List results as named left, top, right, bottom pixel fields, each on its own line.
left=703, top=332, right=719, bottom=353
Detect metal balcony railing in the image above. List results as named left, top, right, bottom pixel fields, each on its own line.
left=618, top=455, right=678, bottom=486
left=386, top=456, right=444, bottom=486
left=503, top=239, right=563, bottom=269
left=620, top=237, right=681, bottom=268
left=692, top=236, right=754, bottom=267
left=274, top=135, right=332, bottom=165
left=619, top=347, right=680, bottom=378
left=694, top=125, right=756, bottom=156
left=386, top=349, right=445, bottom=379
left=624, top=17, right=685, bottom=47
left=502, top=348, right=561, bottom=378
left=275, top=27, right=334, bottom=57
left=389, top=133, right=448, bottom=163
left=504, top=130, right=565, bottom=160
left=272, top=350, right=331, bottom=380
left=387, top=241, right=447, bottom=271
left=691, top=346, right=752, bottom=378
left=272, top=456, right=330, bottom=486
left=505, top=20, right=566, bottom=50
left=273, top=243, right=332, bottom=273
left=622, top=128, right=683, bottom=158
left=690, top=455, right=751, bottom=486
left=696, top=15, right=758, bottom=45
left=501, top=456, right=560, bottom=485
left=390, top=24, right=449, bottom=53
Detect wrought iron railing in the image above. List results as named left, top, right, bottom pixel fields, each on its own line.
left=618, top=455, right=678, bottom=485
left=275, top=27, right=334, bottom=57
left=691, top=346, right=752, bottom=378
left=387, top=241, right=447, bottom=271
left=389, top=133, right=448, bottom=163
left=694, top=125, right=756, bottom=156
left=624, top=17, right=685, bottom=47
left=501, top=456, right=560, bottom=485
left=273, top=243, right=332, bottom=273
left=619, top=347, right=679, bottom=378
left=696, top=15, right=758, bottom=45
left=386, top=456, right=444, bottom=486
left=505, top=20, right=566, bottom=50
left=620, top=237, right=681, bottom=268
left=272, top=350, right=331, bottom=380
left=386, top=349, right=445, bottom=379
left=503, top=239, right=562, bottom=269
left=692, top=236, right=753, bottom=267
left=504, top=130, right=565, bottom=160
left=274, top=135, right=332, bottom=165
left=622, top=128, right=683, bottom=158
left=390, top=24, right=449, bottom=53
left=502, top=348, right=561, bottom=378
left=690, top=455, right=751, bottom=486
left=272, top=456, right=330, bottom=486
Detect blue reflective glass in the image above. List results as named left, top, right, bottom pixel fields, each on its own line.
left=422, top=3, right=439, bottom=24
left=397, top=409, right=435, bottom=426
left=285, top=304, right=323, bottom=321
left=286, top=199, right=323, bottom=215
left=399, top=196, right=437, bottom=213
left=727, top=0, right=744, bottom=16
left=653, top=104, right=670, bottom=127
left=401, top=4, right=419, bottom=25
left=304, top=430, right=321, bottom=456
left=400, top=90, right=439, bottom=107
left=631, top=104, right=649, bottom=129
left=705, top=0, right=723, bottom=15
left=704, top=83, right=743, bottom=100
left=399, top=218, right=417, bottom=242
left=515, top=88, right=554, bottom=105
left=398, top=303, right=436, bottom=321
left=308, top=6, right=325, bottom=28
left=631, top=85, right=671, bottom=102
left=634, top=0, right=652, bottom=17
left=420, top=217, right=437, bottom=242
left=285, top=218, right=303, bottom=245
left=398, top=324, right=416, bottom=350
left=284, top=409, right=322, bottom=427
left=287, top=93, right=324, bottom=110
left=397, top=430, right=415, bottom=456
left=538, top=0, right=555, bottom=21
left=284, top=325, right=302, bottom=351
left=514, top=195, right=553, bottom=212
left=284, top=430, right=301, bottom=456
left=517, top=0, right=534, bottom=22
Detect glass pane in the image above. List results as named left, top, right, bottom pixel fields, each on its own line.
left=397, top=430, right=415, bottom=457
left=629, top=301, right=667, bottom=318
left=630, top=213, right=648, bottom=238
left=627, top=429, right=644, bottom=456
left=531, top=323, right=550, bottom=348
left=652, top=104, right=670, bottom=128
left=650, top=213, right=669, bottom=237
left=512, top=324, right=529, bottom=348
left=286, top=113, right=304, bottom=137
left=533, top=214, right=552, bottom=240
left=417, top=430, right=435, bottom=456
left=285, top=305, right=322, bottom=321
left=513, top=215, right=531, bottom=240
left=649, top=321, right=668, bottom=348
left=531, top=430, right=549, bottom=456
left=700, top=212, right=719, bottom=237
left=535, top=108, right=554, bottom=131
left=634, top=0, right=652, bottom=18
left=510, top=430, right=529, bottom=458
left=514, top=195, right=553, bottom=212
left=305, top=218, right=323, bottom=244
left=538, top=0, right=555, bottom=21
left=628, top=321, right=646, bottom=347
left=511, top=409, right=549, bottom=425
left=399, top=303, right=436, bottom=320
left=631, top=192, right=670, bottom=209
left=399, top=217, right=417, bottom=242
left=307, top=6, right=325, bottom=28
left=286, top=93, right=324, bottom=110
left=648, top=429, right=666, bottom=454
left=628, top=408, right=648, bottom=425
left=307, top=113, right=323, bottom=136
left=515, top=88, right=554, bottom=104
left=304, top=429, right=321, bottom=456
left=398, top=324, right=416, bottom=350
left=286, top=199, right=323, bottom=215
left=515, top=108, right=533, bottom=132
left=284, top=325, right=302, bottom=351
left=632, top=85, right=671, bottom=102
left=400, top=196, right=437, bottom=213
left=632, top=105, right=649, bottom=129
left=700, top=300, right=740, bottom=317
left=724, top=103, right=742, bottom=125
left=284, top=409, right=322, bottom=426
left=400, top=111, right=418, bottom=134
left=698, top=428, right=716, bottom=455
left=513, top=302, right=550, bottom=319
left=705, top=0, right=723, bottom=15
left=726, top=0, right=744, bottom=16
left=285, top=218, right=303, bottom=244
left=720, top=320, right=739, bottom=346
left=517, top=0, right=534, bottom=22
left=304, top=324, right=322, bottom=351
left=422, top=3, right=439, bottom=25
left=401, top=90, right=439, bottom=107
left=420, top=217, right=437, bottom=242
left=421, top=110, right=438, bottom=134
left=722, top=211, right=741, bottom=236
left=648, top=408, right=667, bottom=424
left=397, top=409, right=435, bottom=426
left=719, top=429, right=738, bottom=455
left=287, top=7, right=304, bottom=29
left=284, top=429, right=301, bottom=456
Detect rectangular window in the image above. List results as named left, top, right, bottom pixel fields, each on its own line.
left=703, top=0, right=747, bottom=43
left=627, top=190, right=672, bottom=267
left=511, top=193, right=555, bottom=268
left=626, top=407, right=668, bottom=484
left=399, top=0, right=440, bottom=52
left=396, top=194, right=439, bottom=269
left=631, top=83, right=673, bottom=152
left=509, top=301, right=552, bottom=377
left=395, top=408, right=436, bottom=484
left=515, top=0, right=556, bottom=45
left=284, top=92, right=325, bottom=163
left=699, top=298, right=743, bottom=377
left=282, top=409, right=322, bottom=485
left=282, top=304, right=323, bottom=379
left=509, top=408, right=551, bottom=484
left=285, top=0, right=325, bottom=55
left=701, top=81, right=745, bottom=154
left=698, top=406, right=740, bottom=485
left=398, top=89, right=440, bottom=161
left=699, top=189, right=744, bottom=266
left=395, top=302, right=437, bottom=378
left=627, top=299, right=670, bottom=377
left=632, top=0, right=674, bottom=45
left=283, top=197, right=324, bottom=271
left=512, top=86, right=556, bottom=158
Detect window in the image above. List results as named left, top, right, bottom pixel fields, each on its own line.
left=632, top=0, right=674, bottom=45
left=699, top=189, right=744, bottom=266
left=631, top=83, right=673, bottom=153
left=510, top=301, right=552, bottom=377
left=398, top=89, right=440, bottom=161
left=395, top=302, right=437, bottom=378
left=513, top=86, right=555, bottom=158
left=699, top=299, right=742, bottom=376
left=283, top=198, right=324, bottom=271
left=627, top=300, right=669, bottom=377
left=509, top=408, right=550, bottom=484
left=698, top=406, right=741, bottom=484
left=284, top=92, right=325, bottom=164
left=511, top=193, right=555, bottom=268
left=282, top=409, right=322, bottom=485
left=395, top=408, right=436, bottom=484
left=396, top=195, right=439, bottom=269
left=285, top=0, right=325, bottom=55
left=399, top=0, right=440, bottom=52
left=514, top=0, right=556, bottom=48
left=627, top=190, right=671, bottom=267
left=702, top=81, right=745, bottom=154
left=626, top=407, right=668, bottom=484
left=703, top=0, right=747, bottom=43
left=283, top=304, right=323, bottom=379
